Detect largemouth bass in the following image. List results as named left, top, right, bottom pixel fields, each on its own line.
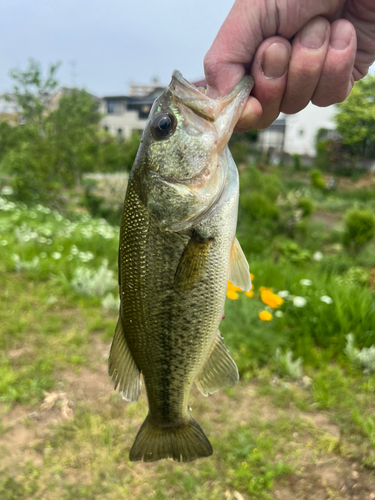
left=109, top=71, right=253, bottom=462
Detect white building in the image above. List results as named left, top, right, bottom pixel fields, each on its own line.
left=100, top=77, right=165, bottom=139
left=283, top=103, right=337, bottom=156
left=258, top=103, right=337, bottom=160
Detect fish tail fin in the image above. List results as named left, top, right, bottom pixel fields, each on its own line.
left=129, top=414, right=213, bottom=462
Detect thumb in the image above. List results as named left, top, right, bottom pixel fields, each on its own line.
left=204, top=2, right=264, bottom=97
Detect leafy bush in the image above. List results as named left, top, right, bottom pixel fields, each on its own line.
left=71, top=260, right=117, bottom=297
left=274, top=239, right=311, bottom=265
left=345, top=334, right=375, bottom=374
left=274, top=348, right=302, bottom=379
left=292, top=154, right=302, bottom=171
left=310, top=169, right=325, bottom=190
left=343, top=208, right=375, bottom=251
left=336, top=266, right=371, bottom=287
left=298, top=196, right=315, bottom=217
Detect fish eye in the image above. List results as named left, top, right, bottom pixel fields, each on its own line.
left=151, top=113, right=176, bottom=140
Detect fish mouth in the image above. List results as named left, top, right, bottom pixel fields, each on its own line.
left=169, top=70, right=254, bottom=154
left=170, top=70, right=253, bottom=123
left=161, top=163, right=216, bottom=187
left=170, top=71, right=217, bottom=122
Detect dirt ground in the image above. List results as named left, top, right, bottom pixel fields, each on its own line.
left=1, top=336, right=375, bottom=500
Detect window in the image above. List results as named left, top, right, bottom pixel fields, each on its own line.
left=117, top=128, right=123, bottom=137
left=107, top=101, right=116, bottom=114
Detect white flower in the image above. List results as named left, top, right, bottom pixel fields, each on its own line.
left=40, top=252, right=47, bottom=259
left=300, top=279, right=312, bottom=286
left=79, top=251, right=94, bottom=262
left=320, top=295, right=333, bottom=305
left=278, top=290, right=290, bottom=298
left=313, top=251, right=323, bottom=262
left=275, top=310, right=284, bottom=318
left=1, top=240, right=8, bottom=246
left=70, top=245, right=79, bottom=255
left=1, top=186, right=13, bottom=195
left=293, top=296, right=307, bottom=308
left=51, top=252, right=62, bottom=260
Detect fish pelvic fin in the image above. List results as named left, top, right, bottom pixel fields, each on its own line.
left=195, top=331, right=239, bottom=396
left=129, top=415, right=213, bottom=463
left=229, top=237, right=251, bottom=292
left=108, top=317, right=141, bottom=402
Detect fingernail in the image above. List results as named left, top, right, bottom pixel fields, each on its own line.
left=205, top=84, right=220, bottom=99
left=330, top=21, right=353, bottom=50
left=261, top=42, right=290, bottom=79
left=300, top=18, right=328, bottom=50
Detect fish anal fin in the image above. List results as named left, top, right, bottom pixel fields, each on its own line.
left=130, top=414, right=212, bottom=462
left=195, top=331, right=239, bottom=396
left=173, top=231, right=213, bottom=294
left=229, top=237, right=251, bottom=292
left=108, top=317, right=141, bottom=402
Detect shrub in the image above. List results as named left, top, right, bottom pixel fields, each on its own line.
left=292, top=154, right=302, bottom=171
left=310, top=169, right=325, bottom=190
left=71, top=260, right=117, bottom=297
left=345, top=334, right=375, bottom=374
left=343, top=208, right=375, bottom=251
left=274, top=348, right=302, bottom=379
left=298, top=197, right=315, bottom=217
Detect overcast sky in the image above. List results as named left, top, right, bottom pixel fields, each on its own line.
left=0, top=0, right=235, bottom=97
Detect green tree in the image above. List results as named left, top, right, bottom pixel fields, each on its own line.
left=47, top=89, right=101, bottom=184
left=335, top=75, right=375, bottom=159
left=2, top=59, right=141, bottom=204
left=9, top=58, right=60, bottom=133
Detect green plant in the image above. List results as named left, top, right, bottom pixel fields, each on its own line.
left=274, top=348, right=302, bottom=380
left=310, top=168, right=325, bottom=190
left=71, top=260, right=117, bottom=297
left=345, top=334, right=375, bottom=374
left=298, top=196, right=314, bottom=217
left=292, top=153, right=302, bottom=171
left=344, top=208, right=375, bottom=251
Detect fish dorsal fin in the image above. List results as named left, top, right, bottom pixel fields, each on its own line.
left=229, top=237, right=251, bottom=292
left=173, top=231, right=213, bottom=294
left=195, top=331, right=239, bottom=396
left=108, top=318, right=141, bottom=402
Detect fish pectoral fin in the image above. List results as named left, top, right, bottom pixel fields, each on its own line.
left=195, top=331, right=239, bottom=396
left=173, top=231, right=213, bottom=294
left=229, top=237, right=251, bottom=292
left=108, top=317, right=141, bottom=402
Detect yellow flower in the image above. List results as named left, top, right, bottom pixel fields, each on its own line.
left=260, top=289, right=284, bottom=309
left=226, top=290, right=239, bottom=300
left=245, top=290, right=254, bottom=298
left=259, top=311, right=273, bottom=321
left=250, top=273, right=254, bottom=281
left=227, top=280, right=242, bottom=293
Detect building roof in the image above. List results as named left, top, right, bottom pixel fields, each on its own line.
left=102, top=87, right=164, bottom=103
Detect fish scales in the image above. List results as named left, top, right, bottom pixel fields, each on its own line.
left=119, top=181, right=227, bottom=423
left=109, top=71, right=253, bottom=462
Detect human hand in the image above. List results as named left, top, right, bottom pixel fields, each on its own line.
left=204, top=0, right=375, bottom=131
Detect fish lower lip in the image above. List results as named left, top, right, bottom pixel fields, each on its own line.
left=162, top=168, right=212, bottom=186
